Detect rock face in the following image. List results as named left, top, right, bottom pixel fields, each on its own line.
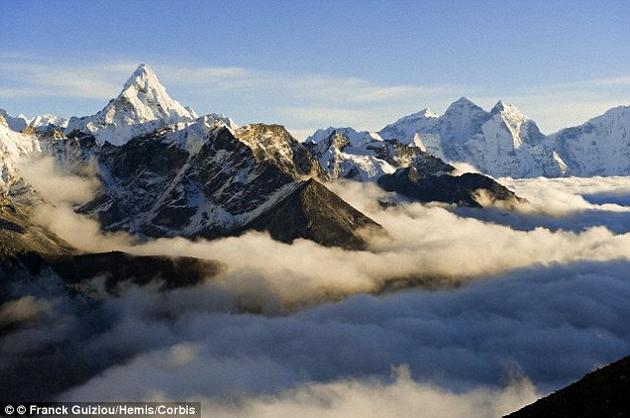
left=378, top=167, right=524, bottom=208
left=506, top=355, right=630, bottom=418
left=379, top=108, right=440, bottom=147
left=243, top=179, right=381, bottom=250
left=305, top=127, right=522, bottom=208
left=305, top=128, right=454, bottom=181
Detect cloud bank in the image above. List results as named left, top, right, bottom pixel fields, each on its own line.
left=18, top=160, right=630, bottom=310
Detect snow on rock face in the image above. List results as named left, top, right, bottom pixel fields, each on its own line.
left=234, top=124, right=324, bottom=179
left=65, top=64, right=198, bottom=146
left=437, top=97, right=492, bottom=148
left=370, top=98, right=563, bottom=177
left=379, top=108, right=439, bottom=147
left=63, top=122, right=324, bottom=240
left=154, top=114, right=238, bottom=156
left=0, top=109, right=29, bottom=132
left=0, top=123, right=40, bottom=195
left=29, top=114, right=69, bottom=129
left=305, top=128, right=452, bottom=181
left=455, top=101, right=557, bottom=177
left=373, top=98, right=630, bottom=177
left=306, top=129, right=394, bottom=181
left=550, top=105, right=630, bottom=176
left=305, top=127, right=383, bottom=148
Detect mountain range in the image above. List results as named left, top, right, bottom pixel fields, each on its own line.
left=307, top=99, right=630, bottom=178
left=0, top=64, right=529, bottom=258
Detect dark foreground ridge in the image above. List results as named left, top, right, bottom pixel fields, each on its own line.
left=506, top=355, right=630, bottom=418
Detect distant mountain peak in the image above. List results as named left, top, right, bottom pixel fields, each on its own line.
left=491, top=99, right=507, bottom=112
left=65, top=63, right=200, bottom=145
left=490, top=100, right=524, bottom=117
left=115, top=63, right=197, bottom=122
left=122, top=63, right=154, bottom=89
left=445, top=97, right=484, bottom=114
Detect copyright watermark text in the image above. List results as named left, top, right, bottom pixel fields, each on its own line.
left=1, top=402, right=200, bottom=417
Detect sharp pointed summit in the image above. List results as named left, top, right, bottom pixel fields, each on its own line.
left=65, top=63, right=198, bottom=146
left=490, top=100, right=525, bottom=118
left=118, top=63, right=197, bottom=121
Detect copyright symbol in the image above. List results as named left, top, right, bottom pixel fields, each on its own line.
left=17, top=405, right=26, bottom=415
left=5, top=405, right=14, bottom=415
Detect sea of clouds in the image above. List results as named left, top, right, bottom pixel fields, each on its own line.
left=1, top=156, right=630, bottom=417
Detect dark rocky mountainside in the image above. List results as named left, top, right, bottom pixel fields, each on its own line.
left=51, top=122, right=381, bottom=249
left=243, top=178, right=381, bottom=250
left=506, top=355, right=630, bottom=418
left=378, top=166, right=524, bottom=208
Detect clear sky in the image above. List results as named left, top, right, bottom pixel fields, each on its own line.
left=1, top=0, right=629, bottom=138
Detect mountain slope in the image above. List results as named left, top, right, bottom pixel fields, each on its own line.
left=550, top=105, right=630, bottom=176
left=379, top=108, right=439, bottom=147
left=378, top=167, right=524, bottom=208
left=304, top=127, right=523, bottom=207
left=506, top=355, right=630, bottom=418
left=242, top=179, right=381, bottom=250
left=0, top=118, right=41, bottom=199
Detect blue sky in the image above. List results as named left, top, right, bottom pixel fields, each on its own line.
left=1, top=0, right=629, bottom=138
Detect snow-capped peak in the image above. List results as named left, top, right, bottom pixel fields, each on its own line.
left=444, top=97, right=485, bottom=115
left=65, top=63, right=198, bottom=146
left=486, top=100, right=539, bottom=149
left=378, top=108, right=439, bottom=144
left=107, top=64, right=196, bottom=123
left=118, top=64, right=198, bottom=121
left=490, top=100, right=526, bottom=119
